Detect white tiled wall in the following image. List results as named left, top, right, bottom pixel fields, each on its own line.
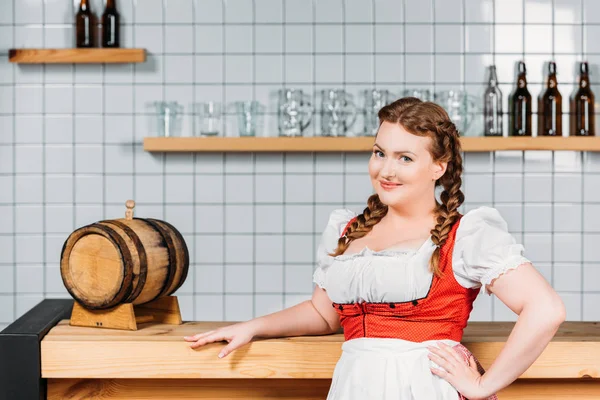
left=1, top=0, right=600, bottom=330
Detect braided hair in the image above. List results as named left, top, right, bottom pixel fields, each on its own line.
left=328, top=97, right=464, bottom=278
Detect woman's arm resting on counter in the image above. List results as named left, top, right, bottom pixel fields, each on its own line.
left=185, top=286, right=340, bottom=357
left=249, top=286, right=341, bottom=338
left=478, top=262, right=567, bottom=396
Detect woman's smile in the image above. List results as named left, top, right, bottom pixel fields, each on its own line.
left=379, top=180, right=403, bottom=191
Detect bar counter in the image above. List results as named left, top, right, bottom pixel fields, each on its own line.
left=2, top=300, right=599, bottom=399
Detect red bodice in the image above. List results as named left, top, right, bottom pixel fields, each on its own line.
left=332, top=215, right=479, bottom=342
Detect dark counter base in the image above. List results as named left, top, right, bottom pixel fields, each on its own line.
left=0, top=299, right=73, bottom=400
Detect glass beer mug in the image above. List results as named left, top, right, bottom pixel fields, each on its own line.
left=319, top=89, right=358, bottom=137
left=403, top=89, right=433, bottom=102
left=362, top=89, right=394, bottom=136
left=278, top=89, right=314, bottom=137
left=434, top=90, right=479, bottom=135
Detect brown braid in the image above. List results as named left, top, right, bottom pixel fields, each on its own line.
left=428, top=120, right=464, bottom=278
left=328, top=97, right=465, bottom=278
left=328, top=193, right=388, bottom=257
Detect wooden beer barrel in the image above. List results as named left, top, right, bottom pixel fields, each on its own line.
left=60, top=200, right=189, bottom=310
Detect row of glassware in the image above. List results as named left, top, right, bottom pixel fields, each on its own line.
left=154, top=88, right=478, bottom=138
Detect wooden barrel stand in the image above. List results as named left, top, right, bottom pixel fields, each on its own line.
left=60, top=200, right=188, bottom=330
left=70, top=295, right=182, bottom=330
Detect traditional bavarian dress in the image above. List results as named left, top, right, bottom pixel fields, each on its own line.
left=313, top=206, right=530, bottom=399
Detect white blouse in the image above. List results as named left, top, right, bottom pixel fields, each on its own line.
left=312, top=206, right=531, bottom=304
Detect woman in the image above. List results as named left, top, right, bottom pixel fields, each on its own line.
left=184, top=97, right=566, bottom=399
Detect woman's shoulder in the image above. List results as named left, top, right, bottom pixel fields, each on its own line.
left=323, top=208, right=359, bottom=238
left=457, top=206, right=509, bottom=235
left=452, top=206, right=529, bottom=294
left=315, top=208, right=357, bottom=266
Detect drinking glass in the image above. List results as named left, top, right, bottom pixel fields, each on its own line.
left=196, top=101, right=223, bottom=137
left=233, top=100, right=263, bottom=137
left=154, top=101, right=183, bottom=137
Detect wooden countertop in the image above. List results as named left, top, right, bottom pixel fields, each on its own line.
left=41, top=320, right=600, bottom=380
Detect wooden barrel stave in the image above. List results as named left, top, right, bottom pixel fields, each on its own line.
left=97, top=220, right=146, bottom=304
left=148, top=218, right=190, bottom=296
left=60, top=223, right=135, bottom=310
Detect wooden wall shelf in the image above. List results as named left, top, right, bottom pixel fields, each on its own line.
left=143, top=136, right=600, bottom=153
left=8, top=48, right=146, bottom=64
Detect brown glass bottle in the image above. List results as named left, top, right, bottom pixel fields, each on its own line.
left=538, top=61, right=562, bottom=136
left=570, top=61, right=595, bottom=136
left=76, top=0, right=95, bottom=48
left=509, top=61, right=532, bottom=136
left=101, top=0, right=120, bottom=48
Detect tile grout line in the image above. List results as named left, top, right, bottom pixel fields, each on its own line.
left=161, top=0, right=167, bottom=223
left=431, top=0, right=435, bottom=95
left=341, top=0, right=347, bottom=212
left=101, top=11, right=106, bottom=223
left=580, top=0, right=586, bottom=321
left=281, top=0, right=287, bottom=312
left=221, top=0, right=227, bottom=321
left=41, top=0, right=47, bottom=301
left=11, top=0, right=16, bottom=319
left=551, top=0, right=556, bottom=295
left=580, top=152, right=584, bottom=320
left=132, top=0, right=137, bottom=280
left=492, top=0, right=496, bottom=66
left=462, top=0, right=466, bottom=99
left=552, top=0, right=555, bottom=61
left=252, top=0, right=257, bottom=319
left=371, top=0, right=375, bottom=86
left=8, top=21, right=600, bottom=26
left=191, top=0, right=197, bottom=321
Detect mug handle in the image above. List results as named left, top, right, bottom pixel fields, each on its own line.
left=300, top=95, right=314, bottom=131
left=345, top=98, right=358, bottom=129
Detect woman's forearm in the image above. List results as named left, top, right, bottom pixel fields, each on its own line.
left=479, top=302, right=565, bottom=395
left=247, top=300, right=336, bottom=339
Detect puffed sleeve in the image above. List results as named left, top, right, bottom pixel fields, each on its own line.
left=312, top=208, right=357, bottom=289
left=452, top=206, right=531, bottom=295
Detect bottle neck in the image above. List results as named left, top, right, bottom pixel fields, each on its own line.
left=547, top=73, right=557, bottom=88
left=579, top=74, right=590, bottom=89
left=488, top=68, right=498, bottom=86
left=79, top=0, right=90, bottom=10
left=105, top=0, right=116, bottom=10
left=579, top=62, right=590, bottom=88
left=516, top=62, right=528, bottom=88
left=546, top=62, right=558, bottom=88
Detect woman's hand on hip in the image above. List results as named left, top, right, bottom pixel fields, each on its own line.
left=427, top=342, right=490, bottom=400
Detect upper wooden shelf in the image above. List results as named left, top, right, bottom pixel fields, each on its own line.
left=8, top=48, right=146, bottom=64
left=143, top=136, right=600, bottom=153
